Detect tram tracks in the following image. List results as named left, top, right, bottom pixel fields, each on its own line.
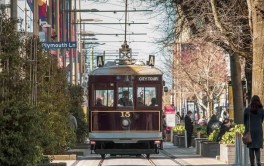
left=95, top=150, right=183, bottom=166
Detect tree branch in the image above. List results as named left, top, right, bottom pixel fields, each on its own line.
left=210, top=0, right=251, bottom=58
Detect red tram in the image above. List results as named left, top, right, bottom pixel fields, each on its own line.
left=88, top=63, right=164, bottom=158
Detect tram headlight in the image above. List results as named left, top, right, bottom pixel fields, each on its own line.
left=122, top=119, right=129, bottom=127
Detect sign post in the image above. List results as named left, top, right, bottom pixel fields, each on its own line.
left=41, top=42, right=77, bottom=49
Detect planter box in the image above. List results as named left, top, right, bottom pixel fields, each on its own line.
left=201, top=141, right=220, bottom=157
left=173, top=134, right=183, bottom=146
left=191, top=136, right=196, bottom=147
left=178, top=135, right=185, bottom=147
left=220, top=144, right=235, bottom=164
left=195, top=138, right=208, bottom=154
left=220, top=144, right=264, bottom=164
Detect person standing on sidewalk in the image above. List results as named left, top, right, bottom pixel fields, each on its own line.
left=185, top=111, right=193, bottom=148
left=244, top=95, right=264, bottom=166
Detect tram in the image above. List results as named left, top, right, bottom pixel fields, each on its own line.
left=88, top=56, right=164, bottom=158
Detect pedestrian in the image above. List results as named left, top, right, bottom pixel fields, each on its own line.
left=219, top=108, right=229, bottom=122
left=217, top=119, right=231, bottom=142
left=244, top=95, right=264, bottom=166
left=185, top=111, right=193, bottom=148
left=207, top=114, right=221, bottom=136
left=175, top=112, right=181, bottom=125
left=68, top=112, right=78, bottom=132
left=162, top=114, right=167, bottom=140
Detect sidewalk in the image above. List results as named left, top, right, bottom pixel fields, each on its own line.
left=162, top=142, right=231, bottom=166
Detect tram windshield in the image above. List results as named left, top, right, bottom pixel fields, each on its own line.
left=137, top=87, right=158, bottom=107
left=118, top=84, right=133, bottom=107
left=94, top=83, right=114, bottom=107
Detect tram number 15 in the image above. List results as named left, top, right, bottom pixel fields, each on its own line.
left=120, top=112, right=131, bottom=117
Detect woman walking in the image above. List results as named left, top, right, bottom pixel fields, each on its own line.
left=244, top=95, right=264, bottom=166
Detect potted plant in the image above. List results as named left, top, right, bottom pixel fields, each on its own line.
left=173, top=125, right=185, bottom=146
left=220, top=123, right=245, bottom=164
left=201, top=128, right=220, bottom=157
left=195, top=125, right=208, bottom=154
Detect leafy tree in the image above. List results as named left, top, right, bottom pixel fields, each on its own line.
left=0, top=14, right=43, bottom=165
left=68, top=85, right=89, bottom=143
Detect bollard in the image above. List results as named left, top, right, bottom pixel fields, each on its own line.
left=243, top=144, right=248, bottom=166
left=234, top=132, right=242, bottom=165
left=185, top=130, right=188, bottom=148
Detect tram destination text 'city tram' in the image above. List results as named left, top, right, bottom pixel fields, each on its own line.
left=88, top=56, right=165, bottom=159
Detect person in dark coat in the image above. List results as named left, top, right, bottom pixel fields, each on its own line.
left=244, top=95, right=264, bottom=166
left=185, top=111, right=193, bottom=148
left=207, top=114, right=221, bottom=136
left=217, top=119, right=231, bottom=142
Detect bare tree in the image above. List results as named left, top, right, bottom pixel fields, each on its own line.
left=147, top=0, right=252, bottom=123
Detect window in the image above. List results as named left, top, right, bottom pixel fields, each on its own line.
left=94, top=83, right=114, bottom=107
left=118, top=84, right=133, bottom=107
left=137, top=87, right=158, bottom=107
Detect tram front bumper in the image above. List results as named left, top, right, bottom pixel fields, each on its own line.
left=89, top=132, right=162, bottom=143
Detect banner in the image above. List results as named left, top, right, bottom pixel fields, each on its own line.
left=164, top=105, right=176, bottom=127
left=228, top=85, right=234, bottom=119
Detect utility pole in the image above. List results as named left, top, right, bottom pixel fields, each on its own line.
left=79, top=0, right=82, bottom=85
left=62, top=0, right=66, bottom=68
left=55, top=0, right=60, bottom=67
left=33, top=0, right=39, bottom=36
left=69, top=0, right=73, bottom=84
left=24, top=1, right=27, bottom=33
left=11, top=0, right=17, bottom=31
left=90, top=48, right=94, bottom=71
left=47, top=0, right=52, bottom=42
left=74, top=0, right=78, bottom=85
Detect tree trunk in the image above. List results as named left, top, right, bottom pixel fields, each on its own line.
left=251, top=1, right=264, bottom=102
left=230, top=53, right=244, bottom=124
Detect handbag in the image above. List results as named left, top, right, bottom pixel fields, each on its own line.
left=243, top=108, right=252, bottom=144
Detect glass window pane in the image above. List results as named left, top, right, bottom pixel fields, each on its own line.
left=137, top=87, right=158, bottom=107
left=94, top=84, right=114, bottom=107
left=118, top=84, right=133, bottom=107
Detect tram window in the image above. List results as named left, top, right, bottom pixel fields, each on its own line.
left=137, top=87, right=158, bottom=107
left=118, top=84, right=133, bottom=107
left=94, top=84, right=114, bottom=107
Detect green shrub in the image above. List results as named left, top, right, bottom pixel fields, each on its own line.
left=208, top=128, right=220, bottom=142
left=221, top=123, right=245, bottom=144
left=199, top=125, right=208, bottom=138
left=172, top=124, right=185, bottom=134
left=68, top=85, right=89, bottom=143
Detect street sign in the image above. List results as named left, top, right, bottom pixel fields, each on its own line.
left=41, top=42, right=77, bottom=49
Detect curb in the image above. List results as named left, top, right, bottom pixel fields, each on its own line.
left=45, top=155, right=76, bottom=160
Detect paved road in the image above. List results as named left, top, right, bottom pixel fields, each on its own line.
left=51, top=142, right=234, bottom=166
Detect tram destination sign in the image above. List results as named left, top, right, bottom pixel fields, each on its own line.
left=138, top=76, right=159, bottom=81
left=41, top=42, right=77, bottom=49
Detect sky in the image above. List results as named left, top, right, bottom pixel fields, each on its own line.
left=15, top=0, right=172, bottom=86
left=79, top=0, right=165, bottom=64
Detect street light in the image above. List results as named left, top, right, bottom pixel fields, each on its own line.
left=79, top=18, right=102, bottom=22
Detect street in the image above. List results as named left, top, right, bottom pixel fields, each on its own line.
left=52, top=142, right=229, bottom=166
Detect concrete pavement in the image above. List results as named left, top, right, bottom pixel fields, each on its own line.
left=51, top=142, right=244, bottom=165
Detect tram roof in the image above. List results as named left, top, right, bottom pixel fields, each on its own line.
left=89, top=65, right=163, bottom=76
